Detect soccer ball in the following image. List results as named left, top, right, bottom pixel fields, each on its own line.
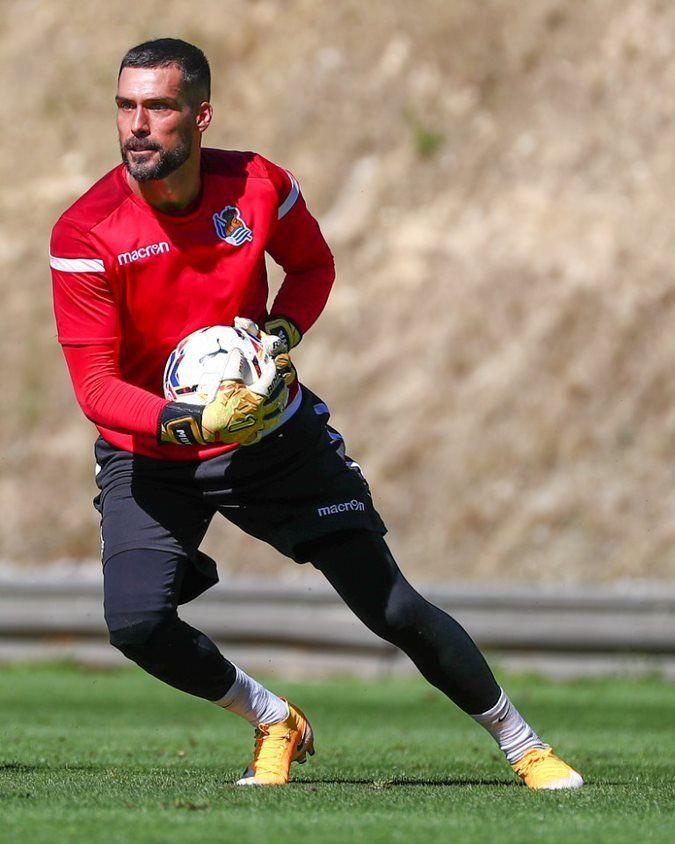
left=163, top=325, right=271, bottom=406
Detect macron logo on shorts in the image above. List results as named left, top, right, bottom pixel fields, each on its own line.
left=117, top=241, right=170, bottom=265
left=317, top=499, right=365, bottom=518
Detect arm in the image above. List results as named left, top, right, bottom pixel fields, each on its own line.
left=51, top=217, right=287, bottom=447
left=61, top=343, right=167, bottom=435
left=264, top=165, right=336, bottom=348
left=50, top=216, right=168, bottom=436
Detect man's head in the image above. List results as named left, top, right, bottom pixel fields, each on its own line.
left=117, top=39, right=212, bottom=182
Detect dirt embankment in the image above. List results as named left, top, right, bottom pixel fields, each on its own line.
left=2, top=0, right=674, bottom=584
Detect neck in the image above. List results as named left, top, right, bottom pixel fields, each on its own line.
left=126, top=150, right=202, bottom=213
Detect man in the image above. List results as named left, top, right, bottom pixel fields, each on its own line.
left=50, top=38, right=582, bottom=789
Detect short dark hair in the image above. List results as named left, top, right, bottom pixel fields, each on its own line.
left=119, top=38, right=211, bottom=104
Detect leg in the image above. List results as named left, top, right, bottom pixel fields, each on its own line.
left=105, top=548, right=290, bottom=724
left=104, top=549, right=235, bottom=700
left=301, top=529, right=500, bottom=714
left=94, top=439, right=305, bottom=787
left=302, top=529, right=583, bottom=787
left=201, top=392, right=581, bottom=787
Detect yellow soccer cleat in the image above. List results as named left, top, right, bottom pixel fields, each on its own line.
left=235, top=699, right=315, bottom=786
left=512, top=746, right=584, bottom=790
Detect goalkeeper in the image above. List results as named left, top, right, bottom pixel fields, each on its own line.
left=50, top=38, right=582, bottom=790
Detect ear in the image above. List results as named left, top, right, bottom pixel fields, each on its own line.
left=195, top=102, right=213, bottom=134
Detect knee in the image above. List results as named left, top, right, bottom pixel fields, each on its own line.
left=106, top=611, right=173, bottom=655
left=381, top=585, right=427, bottom=638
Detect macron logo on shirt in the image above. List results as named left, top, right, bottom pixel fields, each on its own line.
left=117, top=241, right=170, bottom=266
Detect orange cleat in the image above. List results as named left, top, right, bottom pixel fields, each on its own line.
left=235, top=699, right=315, bottom=786
left=512, top=746, right=584, bottom=790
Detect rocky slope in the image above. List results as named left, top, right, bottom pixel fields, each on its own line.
left=2, top=0, right=674, bottom=583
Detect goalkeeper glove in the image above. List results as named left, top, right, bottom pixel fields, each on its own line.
left=234, top=315, right=299, bottom=387
left=263, top=316, right=302, bottom=352
left=159, top=349, right=288, bottom=446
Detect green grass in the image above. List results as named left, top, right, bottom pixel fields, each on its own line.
left=1, top=663, right=673, bottom=843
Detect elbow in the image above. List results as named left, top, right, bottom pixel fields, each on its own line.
left=78, top=400, right=99, bottom=424
left=61, top=344, right=120, bottom=428
left=74, top=391, right=100, bottom=425
left=73, top=373, right=111, bottom=426
left=327, top=255, right=336, bottom=283
left=324, top=244, right=335, bottom=277
left=319, top=250, right=336, bottom=285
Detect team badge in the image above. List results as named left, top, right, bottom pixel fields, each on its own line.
left=213, top=205, right=253, bottom=246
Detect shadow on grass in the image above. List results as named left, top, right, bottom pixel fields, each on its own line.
left=2, top=764, right=606, bottom=789
left=0, top=762, right=106, bottom=773
left=292, top=777, right=518, bottom=788
left=0, top=763, right=515, bottom=788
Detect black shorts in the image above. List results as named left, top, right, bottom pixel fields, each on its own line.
left=94, top=387, right=386, bottom=604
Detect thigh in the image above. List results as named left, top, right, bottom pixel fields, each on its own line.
left=94, top=438, right=218, bottom=603
left=103, top=548, right=187, bottom=629
left=195, top=388, right=388, bottom=562
left=302, top=529, right=429, bottom=643
left=304, top=529, right=402, bottom=616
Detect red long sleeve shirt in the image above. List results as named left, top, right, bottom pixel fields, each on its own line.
left=50, top=149, right=335, bottom=460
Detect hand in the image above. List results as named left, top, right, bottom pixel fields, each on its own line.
left=159, top=349, right=288, bottom=446
left=234, top=316, right=287, bottom=357
left=234, top=316, right=298, bottom=387
left=203, top=351, right=288, bottom=444
left=271, top=352, right=297, bottom=389
left=263, top=316, right=302, bottom=352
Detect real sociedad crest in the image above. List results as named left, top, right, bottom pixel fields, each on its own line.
left=213, top=205, right=253, bottom=246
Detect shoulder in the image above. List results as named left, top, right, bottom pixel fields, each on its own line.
left=202, top=148, right=295, bottom=198
left=51, top=165, right=129, bottom=244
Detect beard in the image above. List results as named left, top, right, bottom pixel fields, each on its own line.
left=120, top=132, right=192, bottom=182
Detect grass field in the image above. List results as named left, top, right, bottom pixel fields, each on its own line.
left=1, top=664, right=673, bottom=843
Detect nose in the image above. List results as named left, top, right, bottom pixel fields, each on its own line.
left=131, top=106, right=150, bottom=137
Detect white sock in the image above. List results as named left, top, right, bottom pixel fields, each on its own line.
left=471, top=688, right=546, bottom=764
left=214, top=666, right=288, bottom=727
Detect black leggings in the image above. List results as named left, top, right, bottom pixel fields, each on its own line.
left=303, top=530, right=500, bottom=713
left=105, top=532, right=500, bottom=714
